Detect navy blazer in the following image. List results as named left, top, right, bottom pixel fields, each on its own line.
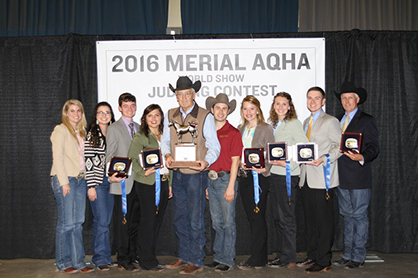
left=337, top=109, right=379, bottom=189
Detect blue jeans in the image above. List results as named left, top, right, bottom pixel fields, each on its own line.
left=51, top=175, right=87, bottom=270
left=207, top=173, right=237, bottom=268
left=337, top=187, right=371, bottom=263
left=89, top=177, right=114, bottom=266
left=172, top=171, right=207, bottom=267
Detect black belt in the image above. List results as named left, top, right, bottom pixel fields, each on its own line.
left=217, top=171, right=230, bottom=178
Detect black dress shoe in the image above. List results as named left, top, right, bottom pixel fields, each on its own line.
left=205, top=261, right=220, bottom=268
left=215, top=264, right=231, bottom=272
left=333, top=258, right=350, bottom=266
left=148, top=265, right=164, bottom=272
left=305, top=263, right=331, bottom=273
left=97, top=265, right=110, bottom=271
left=267, top=258, right=280, bottom=267
left=107, top=262, right=118, bottom=268
left=118, top=262, right=140, bottom=272
left=237, top=262, right=254, bottom=270
left=296, top=258, right=315, bottom=267
left=345, top=261, right=364, bottom=269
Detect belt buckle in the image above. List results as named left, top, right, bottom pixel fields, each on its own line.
left=208, top=170, right=218, bottom=180
left=161, top=173, right=169, bottom=182
left=76, top=171, right=85, bottom=179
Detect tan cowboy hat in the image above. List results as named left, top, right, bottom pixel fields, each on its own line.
left=205, top=93, right=236, bottom=114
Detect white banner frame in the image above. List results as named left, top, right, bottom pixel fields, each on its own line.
left=97, top=38, right=325, bottom=126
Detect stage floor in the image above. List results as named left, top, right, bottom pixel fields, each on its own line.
left=1, top=252, right=417, bottom=277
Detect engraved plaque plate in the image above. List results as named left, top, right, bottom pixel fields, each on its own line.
left=108, top=156, right=132, bottom=178
left=340, top=132, right=363, bottom=153
left=141, top=148, right=163, bottom=170
left=244, top=148, right=265, bottom=169
left=267, top=142, right=288, bottom=163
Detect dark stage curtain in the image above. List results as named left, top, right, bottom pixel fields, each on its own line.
left=181, top=0, right=298, bottom=34
left=0, top=30, right=417, bottom=259
left=0, top=0, right=169, bottom=36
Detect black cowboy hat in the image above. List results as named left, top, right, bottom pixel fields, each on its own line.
left=335, top=81, right=367, bottom=104
left=169, top=76, right=201, bottom=93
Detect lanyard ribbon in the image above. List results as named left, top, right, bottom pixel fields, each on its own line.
left=286, top=161, right=292, bottom=206
left=155, top=168, right=161, bottom=208
left=121, top=179, right=127, bottom=224
left=252, top=170, right=262, bottom=213
left=323, top=154, right=331, bottom=200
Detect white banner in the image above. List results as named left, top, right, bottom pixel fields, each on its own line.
left=97, top=38, right=325, bottom=126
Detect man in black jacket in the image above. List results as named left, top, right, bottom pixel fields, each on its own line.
left=333, top=81, right=380, bottom=269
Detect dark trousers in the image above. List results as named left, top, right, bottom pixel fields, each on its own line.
left=300, top=181, right=335, bottom=267
left=239, top=173, right=269, bottom=267
left=113, top=188, right=137, bottom=265
left=133, top=180, right=169, bottom=269
left=269, top=174, right=298, bottom=263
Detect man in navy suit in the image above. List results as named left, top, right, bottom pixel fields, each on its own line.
left=333, top=82, right=379, bottom=269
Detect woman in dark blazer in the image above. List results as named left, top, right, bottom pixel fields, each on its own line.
left=237, top=95, right=274, bottom=270
left=127, top=104, right=171, bottom=272
left=267, top=92, right=308, bottom=268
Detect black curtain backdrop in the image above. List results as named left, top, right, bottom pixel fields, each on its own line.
left=1, top=30, right=417, bottom=259
left=0, top=0, right=169, bottom=36
left=181, top=0, right=298, bottom=34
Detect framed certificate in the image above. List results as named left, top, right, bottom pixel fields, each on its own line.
left=171, top=143, right=200, bottom=168
left=340, top=132, right=363, bottom=153
left=141, top=148, right=163, bottom=170
left=267, top=142, right=288, bottom=163
left=244, top=148, right=265, bottom=169
left=108, top=156, right=132, bottom=178
left=294, top=143, right=318, bottom=163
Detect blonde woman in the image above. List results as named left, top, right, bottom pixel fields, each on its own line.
left=50, top=99, right=93, bottom=274
left=237, top=95, right=274, bottom=270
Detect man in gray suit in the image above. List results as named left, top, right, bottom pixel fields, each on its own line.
left=106, top=93, right=140, bottom=271
left=297, top=87, right=342, bottom=273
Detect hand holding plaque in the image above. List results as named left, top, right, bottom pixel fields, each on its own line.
left=340, top=132, right=362, bottom=153
left=169, top=120, right=200, bottom=168
left=108, top=157, right=132, bottom=178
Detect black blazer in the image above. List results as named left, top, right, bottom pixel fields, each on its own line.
left=337, top=109, right=380, bottom=189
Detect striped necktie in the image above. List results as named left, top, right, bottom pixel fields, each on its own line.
left=129, top=122, right=135, bottom=138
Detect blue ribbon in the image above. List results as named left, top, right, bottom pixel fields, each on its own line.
left=286, top=161, right=291, bottom=199
left=155, top=168, right=161, bottom=207
left=252, top=170, right=262, bottom=206
left=121, top=179, right=127, bottom=223
left=323, top=154, right=331, bottom=195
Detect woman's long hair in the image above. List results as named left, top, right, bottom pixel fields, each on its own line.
left=239, top=95, right=266, bottom=128
left=87, top=102, right=115, bottom=147
left=61, top=99, right=87, bottom=142
left=140, top=104, right=164, bottom=137
left=268, top=92, right=298, bottom=128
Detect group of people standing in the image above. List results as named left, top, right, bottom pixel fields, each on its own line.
left=49, top=76, right=379, bottom=274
